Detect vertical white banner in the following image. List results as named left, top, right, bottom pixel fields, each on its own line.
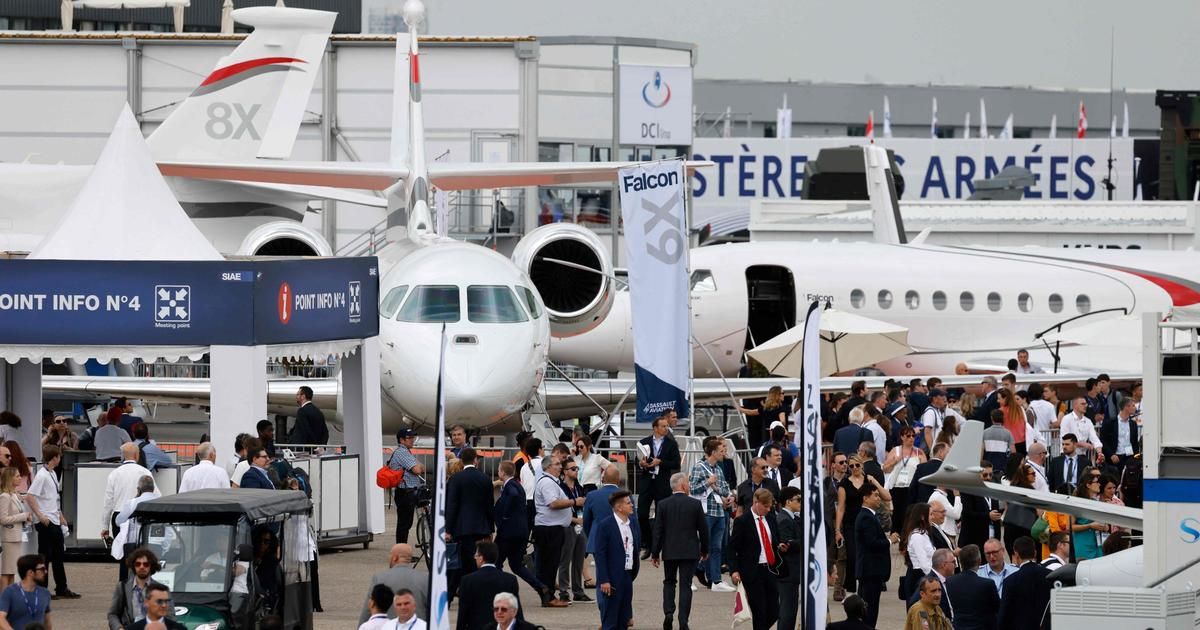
left=619, top=159, right=690, bottom=422
left=796, top=301, right=827, bottom=630
left=429, top=326, right=450, bottom=629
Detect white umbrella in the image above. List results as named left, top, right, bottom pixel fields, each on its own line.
left=746, top=308, right=912, bottom=377
left=220, top=0, right=233, bottom=34
left=60, top=0, right=74, bottom=30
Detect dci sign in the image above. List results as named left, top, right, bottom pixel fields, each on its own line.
left=619, top=64, right=693, bottom=146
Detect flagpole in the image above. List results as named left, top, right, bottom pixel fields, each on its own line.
left=684, top=158, right=696, bottom=434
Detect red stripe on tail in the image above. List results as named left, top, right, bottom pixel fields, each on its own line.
left=200, top=57, right=306, bottom=87
left=410, top=51, right=420, bottom=84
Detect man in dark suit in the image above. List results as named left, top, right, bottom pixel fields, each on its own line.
left=493, top=461, right=545, bottom=597
left=912, top=442, right=948, bottom=504
left=974, top=376, right=1000, bottom=423
left=904, top=548, right=955, bottom=622
left=446, top=447, right=495, bottom=602
left=289, top=385, right=328, bottom=445
left=638, top=415, right=681, bottom=557
left=651, top=473, right=709, bottom=630
left=958, top=462, right=1002, bottom=551
left=1100, top=398, right=1141, bottom=476
left=854, top=483, right=890, bottom=629
left=729, top=488, right=783, bottom=630
left=736, top=457, right=780, bottom=510
left=945, top=544, right=1000, bottom=630
left=827, top=594, right=876, bottom=630
left=584, top=466, right=621, bottom=553
left=832, top=381, right=868, bottom=434
left=997, top=536, right=1051, bottom=630
left=857, top=442, right=886, bottom=486
left=238, top=446, right=275, bottom=489
left=456, top=541, right=523, bottom=630
left=777, top=487, right=805, bottom=630
left=594, top=490, right=640, bottom=630
left=761, top=443, right=793, bottom=488
left=1049, top=433, right=1087, bottom=492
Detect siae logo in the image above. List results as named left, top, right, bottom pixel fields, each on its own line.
left=641, top=71, right=672, bottom=108
left=1180, top=518, right=1200, bottom=543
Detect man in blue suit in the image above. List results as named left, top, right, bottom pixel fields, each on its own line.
left=583, top=466, right=622, bottom=554
left=594, top=490, right=640, bottom=630
left=238, top=446, right=275, bottom=489
left=492, top=461, right=546, bottom=598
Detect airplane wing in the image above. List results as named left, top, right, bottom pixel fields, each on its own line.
left=923, top=419, right=1143, bottom=530
left=223, top=181, right=386, bottom=208
left=156, top=160, right=712, bottom=192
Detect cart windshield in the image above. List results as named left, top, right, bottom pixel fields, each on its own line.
left=143, top=523, right=235, bottom=594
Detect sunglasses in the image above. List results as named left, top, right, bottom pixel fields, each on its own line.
left=134, top=560, right=152, bottom=567
left=151, top=598, right=171, bottom=605
left=834, top=460, right=847, bottom=466
left=849, top=463, right=862, bottom=469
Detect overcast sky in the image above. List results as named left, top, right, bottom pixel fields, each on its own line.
left=428, top=0, right=1196, bottom=91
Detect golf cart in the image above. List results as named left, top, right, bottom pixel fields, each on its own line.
left=131, top=489, right=315, bottom=630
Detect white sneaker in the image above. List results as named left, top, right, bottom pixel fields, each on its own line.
left=690, top=584, right=698, bottom=591
left=711, top=582, right=736, bottom=592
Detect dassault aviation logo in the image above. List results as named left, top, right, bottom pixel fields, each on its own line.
left=642, top=71, right=671, bottom=108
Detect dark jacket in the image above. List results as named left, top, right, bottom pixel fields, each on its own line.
left=834, top=395, right=868, bottom=432
left=975, top=391, right=999, bottom=423
left=945, top=570, right=1000, bottom=630
left=776, top=509, right=804, bottom=584
left=912, top=459, right=944, bottom=504
left=1100, top=416, right=1141, bottom=462
left=638, top=434, right=681, bottom=499
left=582, top=484, right=619, bottom=554
left=833, top=424, right=871, bottom=458
left=493, top=478, right=527, bottom=541
left=290, top=401, right=328, bottom=445
left=651, top=492, right=709, bottom=562
left=905, top=571, right=953, bottom=621
left=594, top=514, right=640, bottom=585
left=239, top=465, right=275, bottom=490
left=1048, top=452, right=1088, bottom=492
left=446, top=466, right=494, bottom=539
left=736, top=478, right=780, bottom=510
left=728, top=510, right=784, bottom=582
left=997, top=562, right=1051, bottom=630
left=958, top=493, right=997, bottom=551
left=455, top=565, right=523, bottom=630
left=108, top=578, right=171, bottom=630
left=854, top=507, right=891, bottom=580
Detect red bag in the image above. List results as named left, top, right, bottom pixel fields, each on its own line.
left=376, top=465, right=405, bottom=489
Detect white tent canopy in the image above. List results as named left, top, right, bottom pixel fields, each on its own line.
left=68, top=0, right=190, bottom=32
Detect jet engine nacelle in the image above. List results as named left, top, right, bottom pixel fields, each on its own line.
left=511, top=223, right=613, bottom=338
left=236, top=221, right=334, bottom=257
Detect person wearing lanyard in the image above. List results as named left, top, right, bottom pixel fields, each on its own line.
left=383, top=589, right=426, bottom=630
left=0, top=554, right=52, bottom=630
left=688, top=436, right=734, bottom=591
left=359, top=584, right=395, bottom=630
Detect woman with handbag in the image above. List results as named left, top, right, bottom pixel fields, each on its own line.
left=883, top=426, right=925, bottom=535
left=0, top=467, right=31, bottom=588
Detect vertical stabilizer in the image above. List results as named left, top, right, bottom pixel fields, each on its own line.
left=147, top=7, right=335, bottom=162
left=863, top=146, right=907, bottom=245
left=400, top=0, right=432, bottom=237
left=390, top=33, right=411, bottom=167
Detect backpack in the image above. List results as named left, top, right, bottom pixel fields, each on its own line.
left=136, top=440, right=150, bottom=468
left=288, top=467, right=312, bottom=498
left=375, top=450, right=406, bottom=489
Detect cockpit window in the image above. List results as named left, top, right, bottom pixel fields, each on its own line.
left=396, top=285, right=460, bottom=323
left=379, top=285, right=409, bottom=319
left=518, top=286, right=543, bottom=319
left=691, top=270, right=717, bottom=292
left=467, top=286, right=529, bottom=323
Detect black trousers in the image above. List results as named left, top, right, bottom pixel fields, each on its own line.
left=449, top=535, right=482, bottom=602
left=393, top=488, right=417, bottom=544
left=497, top=536, right=545, bottom=594
left=35, top=522, right=67, bottom=593
left=662, top=559, right=697, bottom=626
left=310, top=552, right=322, bottom=609
left=778, top=579, right=800, bottom=630
left=859, top=576, right=884, bottom=628
left=636, top=482, right=664, bottom=550
left=744, top=569, right=779, bottom=630
left=532, top=525, right=565, bottom=601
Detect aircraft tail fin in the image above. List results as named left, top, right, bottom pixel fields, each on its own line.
left=935, top=419, right=986, bottom=477
left=147, top=7, right=335, bottom=162
left=401, top=13, right=432, bottom=236
left=864, top=146, right=907, bottom=245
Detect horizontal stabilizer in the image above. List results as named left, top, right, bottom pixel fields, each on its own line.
left=223, top=180, right=387, bottom=208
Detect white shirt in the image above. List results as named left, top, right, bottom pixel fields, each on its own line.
left=533, top=474, right=571, bottom=527
left=1016, top=363, right=1044, bottom=374
left=921, top=406, right=945, bottom=444
left=102, top=460, right=158, bottom=531
left=616, top=514, right=634, bottom=570
left=180, top=460, right=232, bottom=493
left=231, top=460, right=251, bottom=486
left=1027, top=460, right=1050, bottom=492
left=1029, top=400, right=1057, bottom=433
left=766, top=467, right=783, bottom=485
left=27, top=467, right=61, bottom=525
left=386, top=618, right=426, bottom=630
left=360, top=613, right=391, bottom=630
left=111, top=490, right=161, bottom=560
left=907, top=529, right=935, bottom=573
left=754, top=512, right=774, bottom=564
left=577, top=453, right=610, bottom=487
left=861, top=420, right=887, bottom=464
left=1117, top=416, right=1134, bottom=455
left=1060, top=412, right=1103, bottom=451
left=929, top=490, right=962, bottom=537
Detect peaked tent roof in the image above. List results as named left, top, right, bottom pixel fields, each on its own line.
left=30, top=104, right=223, bottom=262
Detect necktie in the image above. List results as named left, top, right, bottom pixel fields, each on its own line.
left=1067, top=458, right=1075, bottom=485
left=770, top=469, right=778, bottom=484
left=758, top=516, right=776, bottom=565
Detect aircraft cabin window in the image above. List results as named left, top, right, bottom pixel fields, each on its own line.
left=850, top=289, right=865, bottom=309
left=691, top=270, right=717, bottom=292
left=1076, top=294, right=1091, bottom=314
left=467, top=285, right=529, bottom=323
left=878, top=290, right=893, bottom=309
left=987, top=292, right=1002, bottom=312
left=396, top=285, right=460, bottom=323
left=1018, top=293, right=1033, bottom=313
left=518, top=286, right=543, bottom=319
left=1049, top=293, right=1064, bottom=313
left=379, top=285, right=409, bottom=319
left=960, top=291, right=975, bottom=311
left=905, top=290, right=920, bottom=310
left=932, top=291, right=947, bottom=311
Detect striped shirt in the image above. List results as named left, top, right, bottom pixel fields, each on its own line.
left=388, top=445, right=425, bottom=489
left=688, top=459, right=730, bottom=518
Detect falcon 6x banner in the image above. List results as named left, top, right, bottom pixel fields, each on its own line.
left=619, top=159, right=690, bottom=422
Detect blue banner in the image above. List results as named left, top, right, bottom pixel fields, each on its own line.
left=0, top=258, right=378, bottom=346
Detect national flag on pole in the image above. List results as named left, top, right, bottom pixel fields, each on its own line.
left=1001, top=114, right=1013, bottom=140
left=883, top=96, right=892, bottom=138
left=866, top=110, right=875, bottom=143
left=1049, top=113, right=1058, bottom=139
left=1077, top=101, right=1088, bottom=138
left=619, top=159, right=691, bottom=423
left=979, top=98, right=988, bottom=139
left=963, top=112, right=971, bottom=140
left=797, top=301, right=827, bottom=630
left=428, top=325, right=450, bottom=630
left=1122, top=101, right=1130, bottom=138
left=776, top=94, right=792, bottom=139
left=1110, top=115, right=1117, bottom=139
left=930, top=97, right=939, bottom=138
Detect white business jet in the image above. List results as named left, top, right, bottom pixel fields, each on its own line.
left=549, top=147, right=1200, bottom=378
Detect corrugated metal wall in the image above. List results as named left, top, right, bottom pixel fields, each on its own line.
left=3, top=0, right=361, bottom=33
